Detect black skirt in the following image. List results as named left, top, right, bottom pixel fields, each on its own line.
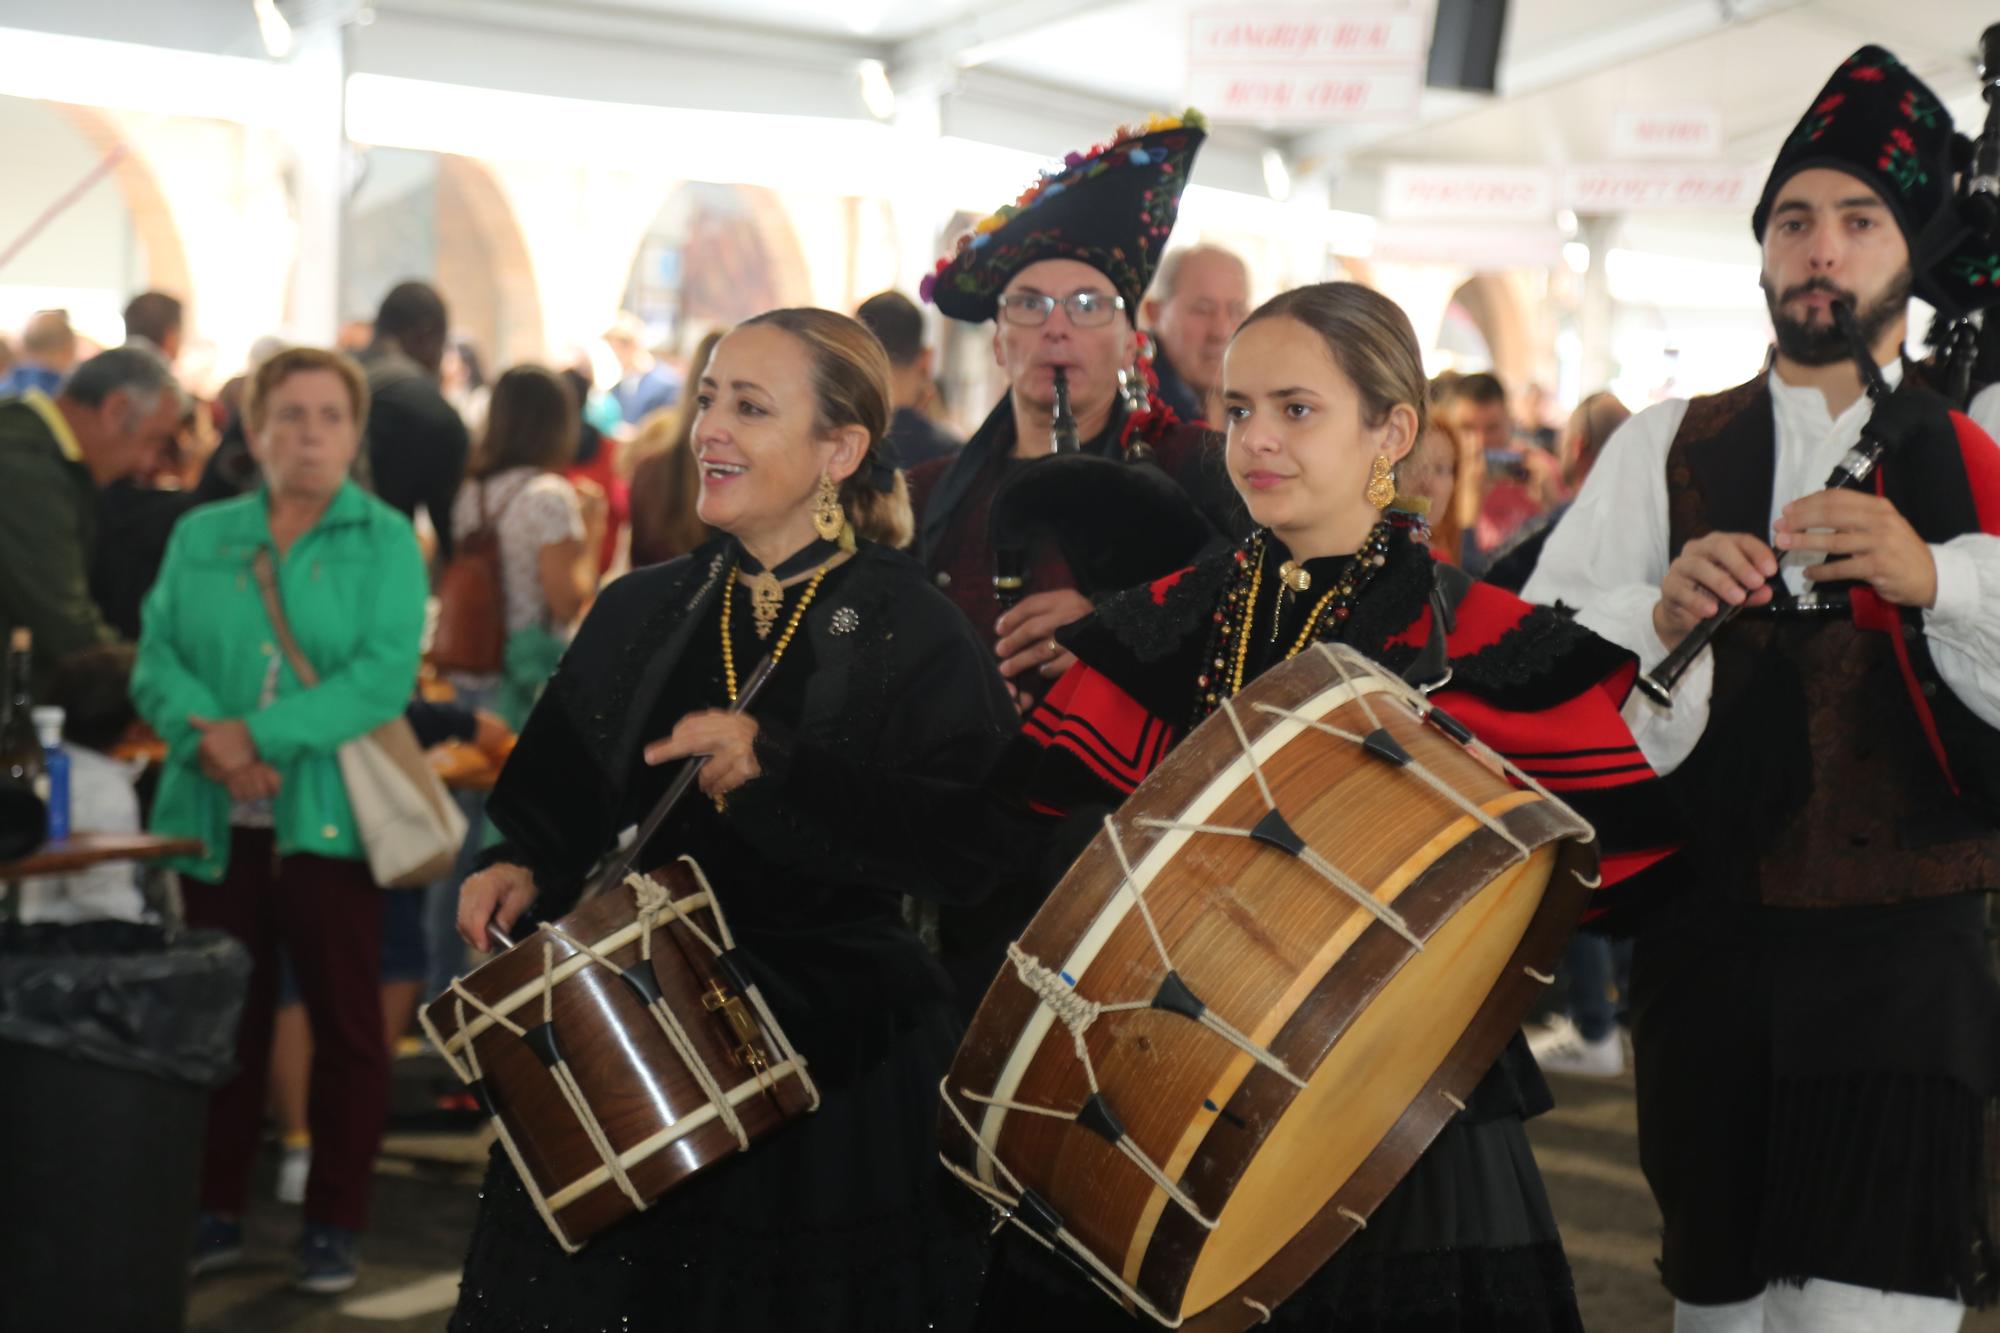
left=448, top=1000, right=988, bottom=1333
left=972, top=1042, right=1582, bottom=1332
left=1630, top=892, right=1999, bottom=1307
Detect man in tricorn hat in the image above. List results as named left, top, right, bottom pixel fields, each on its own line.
left=911, top=111, right=1247, bottom=713
left=1528, top=47, right=2000, bottom=1329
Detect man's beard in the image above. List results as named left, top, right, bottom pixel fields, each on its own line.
left=1760, top=264, right=1912, bottom=367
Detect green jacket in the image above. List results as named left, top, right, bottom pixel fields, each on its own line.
left=132, top=481, right=426, bottom=882
left=0, top=393, right=118, bottom=689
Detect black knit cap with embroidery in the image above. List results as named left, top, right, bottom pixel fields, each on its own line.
left=922, top=112, right=1206, bottom=324
left=1752, top=46, right=1953, bottom=251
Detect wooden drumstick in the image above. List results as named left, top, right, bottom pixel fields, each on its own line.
left=588, top=653, right=777, bottom=898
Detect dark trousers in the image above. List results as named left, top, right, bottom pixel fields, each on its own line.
left=1562, top=933, right=1632, bottom=1042
left=181, top=828, right=389, bottom=1232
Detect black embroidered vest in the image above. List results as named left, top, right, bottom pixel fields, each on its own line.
left=1664, top=376, right=2000, bottom=908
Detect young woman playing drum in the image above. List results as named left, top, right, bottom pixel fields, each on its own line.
left=977, top=282, right=1675, bottom=1329
left=449, top=308, right=1015, bottom=1331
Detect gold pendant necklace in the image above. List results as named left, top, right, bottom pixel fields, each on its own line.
left=744, top=570, right=784, bottom=639
left=1276, top=560, right=1311, bottom=593
left=721, top=562, right=832, bottom=703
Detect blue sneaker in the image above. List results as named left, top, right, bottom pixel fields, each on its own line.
left=189, top=1213, right=244, bottom=1278
left=294, top=1223, right=359, bottom=1294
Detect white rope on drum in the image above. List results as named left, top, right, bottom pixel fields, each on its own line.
left=1137, top=692, right=1425, bottom=950
left=937, top=1076, right=1187, bottom=1328
left=447, top=970, right=646, bottom=1218
left=1322, top=641, right=1589, bottom=830
left=647, top=863, right=821, bottom=1112
left=453, top=992, right=581, bottom=1254
left=538, top=917, right=750, bottom=1151
left=1249, top=701, right=1529, bottom=858
left=535, top=939, right=651, bottom=1209
left=986, top=942, right=1218, bottom=1228
left=1100, top=819, right=1306, bottom=1089
left=1130, top=809, right=1423, bottom=951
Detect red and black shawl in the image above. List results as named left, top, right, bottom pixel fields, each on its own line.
left=1008, top=525, right=1679, bottom=904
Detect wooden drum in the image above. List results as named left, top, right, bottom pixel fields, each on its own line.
left=421, top=858, right=819, bottom=1251
left=940, top=643, right=1599, bottom=1328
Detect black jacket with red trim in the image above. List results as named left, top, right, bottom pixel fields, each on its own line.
left=1007, top=526, right=1679, bottom=898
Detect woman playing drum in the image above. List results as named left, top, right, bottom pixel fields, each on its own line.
left=976, top=282, right=1675, bottom=1329
left=449, top=308, right=1015, bottom=1331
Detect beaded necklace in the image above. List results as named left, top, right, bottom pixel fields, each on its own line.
left=1191, top=521, right=1393, bottom=726
left=720, top=561, right=831, bottom=703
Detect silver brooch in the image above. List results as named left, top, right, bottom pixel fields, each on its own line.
left=830, top=606, right=860, bottom=635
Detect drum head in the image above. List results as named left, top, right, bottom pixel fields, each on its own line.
left=942, top=644, right=1598, bottom=1328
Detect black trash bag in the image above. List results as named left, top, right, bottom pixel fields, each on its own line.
left=0, top=783, right=45, bottom=859
left=0, top=920, right=250, bottom=1087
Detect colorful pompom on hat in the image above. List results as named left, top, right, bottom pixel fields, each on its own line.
left=922, top=110, right=1207, bottom=323
left=1753, top=46, right=1953, bottom=253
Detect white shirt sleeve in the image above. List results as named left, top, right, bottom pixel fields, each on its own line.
left=1521, top=399, right=1711, bottom=775
left=1968, top=382, right=2000, bottom=446
left=1921, top=413, right=2000, bottom=729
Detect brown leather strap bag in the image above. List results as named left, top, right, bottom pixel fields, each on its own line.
left=430, top=479, right=522, bottom=674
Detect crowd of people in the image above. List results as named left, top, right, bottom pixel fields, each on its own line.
left=0, top=39, right=1994, bottom=1333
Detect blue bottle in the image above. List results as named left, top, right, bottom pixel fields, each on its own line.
left=32, top=707, right=69, bottom=843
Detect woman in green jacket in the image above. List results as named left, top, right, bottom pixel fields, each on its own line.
left=133, top=345, right=426, bottom=1296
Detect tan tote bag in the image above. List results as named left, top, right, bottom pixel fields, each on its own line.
left=252, top=550, right=466, bottom=888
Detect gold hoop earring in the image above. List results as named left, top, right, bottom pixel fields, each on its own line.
left=812, top=473, right=844, bottom=542
left=1366, top=454, right=1396, bottom=510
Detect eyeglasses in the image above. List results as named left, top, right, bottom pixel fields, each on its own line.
left=997, top=290, right=1127, bottom=328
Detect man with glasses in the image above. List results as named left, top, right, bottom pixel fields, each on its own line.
left=909, top=111, right=1245, bottom=1023
left=913, top=112, right=1247, bottom=715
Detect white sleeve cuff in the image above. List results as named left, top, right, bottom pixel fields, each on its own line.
left=1924, top=542, right=1981, bottom=632
left=1620, top=639, right=1712, bottom=776
left=1568, top=584, right=1672, bottom=671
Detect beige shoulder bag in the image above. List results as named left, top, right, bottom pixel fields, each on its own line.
left=252, top=549, right=466, bottom=888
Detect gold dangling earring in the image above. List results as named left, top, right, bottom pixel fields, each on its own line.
left=1366, top=454, right=1396, bottom=510
left=812, top=472, right=844, bottom=542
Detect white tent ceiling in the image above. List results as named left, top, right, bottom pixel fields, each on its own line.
left=0, top=0, right=1990, bottom=260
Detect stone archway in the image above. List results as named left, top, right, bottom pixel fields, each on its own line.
left=46, top=103, right=194, bottom=321
left=621, top=182, right=813, bottom=344
left=1448, top=272, right=1538, bottom=390
left=436, top=154, right=543, bottom=367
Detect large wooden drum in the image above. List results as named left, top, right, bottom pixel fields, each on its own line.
left=940, top=644, right=1598, bottom=1328
left=421, top=858, right=819, bottom=1251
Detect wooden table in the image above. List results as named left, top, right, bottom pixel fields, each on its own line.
left=0, top=832, right=204, bottom=880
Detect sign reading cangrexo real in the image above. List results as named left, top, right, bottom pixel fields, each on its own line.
left=1189, top=3, right=1427, bottom=125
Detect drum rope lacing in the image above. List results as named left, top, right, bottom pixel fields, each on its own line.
left=964, top=800, right=1333, bottom=1217
left=437, top=865, right=823, bottom=1251
left=449, top=990, right=586, bottom=1253
left=1305, top=642, right=1599, bottom=863
left=444, top=974, right=649, bottom=1232
left=937, top=1078, right=1188, bottom=1328
left=537, top=922, right=752, bottom=1152
left=941, top=644, right=1606, bottom=1324
left=1134, top=696, right=1427, bottom=950
left=625, top=862, right=821, bottom=1113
